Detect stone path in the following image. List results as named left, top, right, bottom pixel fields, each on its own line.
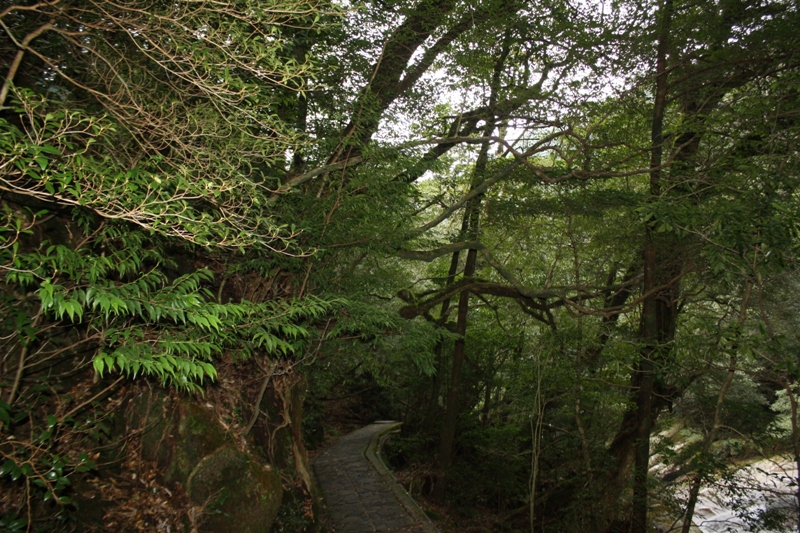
left=313, top=421, right=437, bottom=533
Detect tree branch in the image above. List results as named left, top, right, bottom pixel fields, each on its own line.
left=397, top=241, right=484, bottom=262
left=0, top=22, right=54, bottom=109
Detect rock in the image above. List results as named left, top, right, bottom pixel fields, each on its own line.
left=163, top=400, right=231, bottom=486
left=128, top=390, right=282, bottom=532
left=134, top=392, right=232, bottom=484
left=187, top=446, right=283, bottom=533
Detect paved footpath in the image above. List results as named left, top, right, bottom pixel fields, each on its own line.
left=313, top=422, right=437, bottom=533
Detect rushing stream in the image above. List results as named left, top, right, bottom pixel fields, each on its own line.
left=669, top=458, right=798, bottom=532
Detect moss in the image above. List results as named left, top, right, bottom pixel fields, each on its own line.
left=164, top=401, right=230, bottom=485
left=128, top=392, right=231, bottom=486
left=133, top=392, right=173, bottom=466
left=124, top=391, right=282, bottom=532
left=187, top=446, right=282, bottom=533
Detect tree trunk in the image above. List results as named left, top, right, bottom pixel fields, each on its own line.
left=433, top=245, right=478, bottom=502
left=329, top=0, right=459, bottom=164
left=575, top=398, right=598, bottom=533
left=632, top=246, right=657, bottom=533
left=599, top=2, right=674, bottom=529
left=630, top=3, right=673, bottom=531
left=422, top=340, right=446, bottom=432
left=482, top=377, right=492, bottom=426
left=530, top=351, right=545, bottom=533
left=422, top=219, right=467, bottom=434
left=432, top=37, right=510, bottom=501
left=680, top=356, right=736, bottom=533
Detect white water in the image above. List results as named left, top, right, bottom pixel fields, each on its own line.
left=683, top=458, right=798, bottom=533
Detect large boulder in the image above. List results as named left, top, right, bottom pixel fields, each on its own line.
left=187, top=446, right=282, bottom=533
left=128, top=390, right=282, bottom=532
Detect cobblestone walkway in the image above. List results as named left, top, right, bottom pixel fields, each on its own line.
left=313, top=422, right=437, bottom=533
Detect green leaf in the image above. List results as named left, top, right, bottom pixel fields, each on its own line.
left=0, top=401, right=10, bottom=427
left=0, top=459, right=16, bottom=477
left=93, top=356, right=105, bottom=377
left=39, top=144, right=61, bottom=155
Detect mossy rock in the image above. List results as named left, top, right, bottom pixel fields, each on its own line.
left=131, top=392, right=174, bottom=466
left=130, top=392, right=231, bottom=486
left=187, top=446, right=282, bottom=533
left=124, top=391, right=282, bottom=531
left=163, top=401, right=230, bottom=485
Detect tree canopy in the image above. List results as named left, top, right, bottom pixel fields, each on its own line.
left=2, top=0, right=800, bottom=531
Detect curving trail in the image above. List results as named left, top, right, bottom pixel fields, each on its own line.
left=313, top=422, right=437, bottom=533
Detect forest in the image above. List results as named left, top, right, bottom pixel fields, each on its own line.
left=1, top=0, right=799, bottom=531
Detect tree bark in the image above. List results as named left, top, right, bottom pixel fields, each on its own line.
left=620, top=3, right=674, bottom=531
left=431, top=33, right=512, bottom=497
left=632, top=248, right=657, bottom=533
left=433, top=244, right=478, bottom=501
left=530, top=356, right=545, bottom=533
left=422, top=242, right=464, bottom=433
left=329, top=0, right=460, bottom=164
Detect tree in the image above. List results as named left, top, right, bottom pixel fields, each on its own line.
left=3, top=0, right=800, bottom=529
left=334, top=0, right=800, bottom=529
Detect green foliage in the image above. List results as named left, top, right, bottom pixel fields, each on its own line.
left=1, top=0, right=800, bottom=529
left=272, top=486, right=317, bottom=533
left=2, top=213, right=335, bottom=392
left=768, top=387, right=800, bottom=440
left=448, top=422, right=528, bottom=510
left=0, top=0, right=345, bottom=525
left=0, top=89, right=301, bottom=250
left=0, top=514, right=27, bottom=533
left=329, top=300, right=454, bottom=381
left=0, top=394, right=99, bottom=509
